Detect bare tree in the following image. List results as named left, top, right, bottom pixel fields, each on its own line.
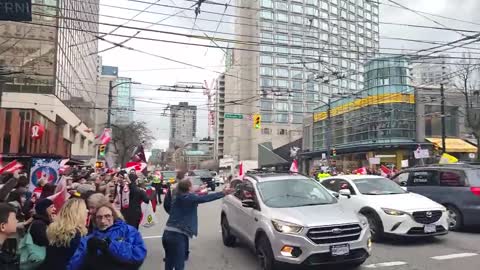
left=111, top=121, right=154, bottom=166
left=454, top=52, right=480, bottom=160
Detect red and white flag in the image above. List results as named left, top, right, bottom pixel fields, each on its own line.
left=290, top=159, right=299, bottom=173
left=0, top=160, right=23, bottom=174
left=353, top=167, right=367, bottom=175
left=125, top=161, right=147, bottom=173
left=98, top=128, right=112, bottom=145
left=380, top=165, right=392, bottom=178
left=238, top=162, right=244, bottom=179
left=48, top=176, right=70, bottom=210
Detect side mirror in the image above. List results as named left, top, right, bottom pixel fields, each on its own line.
left=339, top=189, right=352, bottom=198
left=242, top=199, right=256, bottom=208
left=332, top=192, right=340, bottom=199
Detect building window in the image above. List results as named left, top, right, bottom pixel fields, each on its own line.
left=276, top=12, right=288, bottom=22
left=260, top=10, right=273, bottom=20
left=261, top=128, right=271, bottom=135
left=261, top=0, right=273, bottom=8
left=276, top=114, right=289, bottom=123
left=292, top=102, right=303, bottom=112
left=277, top=128, right=288, bottom=135
left=261, top=78, right=273, bottom=87
left=261, top=100, right=273, bottom=111
left=292, top=113, right=304, bottom=124
left=260, top=66, right=273, bottom=76
left=260, top=54, right=273, bottom=64
left=276, top=79, right=288, bottom=88
left=276, top=68, right=289, bottom=78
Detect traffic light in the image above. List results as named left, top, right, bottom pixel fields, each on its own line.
left=332, top=148, right=337, bottom=157
left=253, top=114, right=261, bottom=129
left=95, top=161, right=104, bottom=168
left=98, top=144, right=106, bottom=157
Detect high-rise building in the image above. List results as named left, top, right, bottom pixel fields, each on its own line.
left=410, top=54, right=453, bottom=88
left=169, top=102, right=197, bottom=148
left=213, top=74, right=226, bottom=160
left=96, top=65, right=119, bottom=134
left=112, top=77, right=134, bottom=125
left=224, top=0, right=380, bottom=160
left=0, top=0, right=100, bottom=158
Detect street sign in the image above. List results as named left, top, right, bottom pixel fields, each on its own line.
left=224, top=113, right=243, bottom=119
left=0, top=0, right=32, bottom=21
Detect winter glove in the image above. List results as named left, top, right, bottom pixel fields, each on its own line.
left=87, top=237, right=110, bottom=254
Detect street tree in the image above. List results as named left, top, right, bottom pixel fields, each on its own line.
left=454, top=52, right=480, bottom=160
left=111, top=121, right=154, bottom=166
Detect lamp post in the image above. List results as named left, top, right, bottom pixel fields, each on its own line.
left=107, top=80, right=140, bottom=128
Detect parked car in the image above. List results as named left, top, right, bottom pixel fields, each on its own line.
left=188, top=170, right=216, bottom=191
left=221, top=172, right=371, bottom=270
left=321, top=175, right=448, bottom=241
left=392, top=164, right=480, bottom=231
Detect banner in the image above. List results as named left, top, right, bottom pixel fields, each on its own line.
left=29, top=158, right=61, bottom=192
left=0, top=0, right=32, bottom=21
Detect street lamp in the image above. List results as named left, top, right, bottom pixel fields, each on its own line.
left=107, top=80, right=140, bottom=128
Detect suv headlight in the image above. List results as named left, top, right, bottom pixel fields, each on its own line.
left=382, top=208, right=407, bottom=216
left=272, top=219, right=303, bottom=234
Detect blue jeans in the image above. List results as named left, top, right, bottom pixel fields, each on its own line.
left=162, top=230, right=190, bottom=270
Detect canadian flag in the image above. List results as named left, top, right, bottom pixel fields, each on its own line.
left=353, top=167, right=367, bottom=175
left=98, top=128, right=112, bottom=145
left=290, top=159, right=299, bottom=173
left=47, top=176, right=70, bottom=210
left=380, top=165, right=392, bottom=178
left=125, top=161, right=147, bottom=173
left=0, top=160, right=23, bottom=174
left=238, top=162, right=244, bottom=179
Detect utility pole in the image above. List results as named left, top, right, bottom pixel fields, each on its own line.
left=440, top=83, right=447, bottom=153
left=326, top=97, right=332, bottom=165
left=107, top=80, right=113, bottom=128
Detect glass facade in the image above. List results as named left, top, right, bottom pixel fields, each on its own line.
left=113, top=77, right=134, bottom=125
left=258, top=0, right=379, bottom=125
left=313, top=57, right=415, bottom=151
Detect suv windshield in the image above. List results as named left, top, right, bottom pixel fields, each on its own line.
left=354, top=178, right=406, bottom=195
left=257, top=178, right=336, bottom=208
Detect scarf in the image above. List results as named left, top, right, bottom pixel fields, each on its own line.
left=114, top=184, right=130, bottom=210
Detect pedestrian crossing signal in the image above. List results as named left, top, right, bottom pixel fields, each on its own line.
left=95, top=161, right=104, bottom=168
left=253, top=114, right=261, bottom=129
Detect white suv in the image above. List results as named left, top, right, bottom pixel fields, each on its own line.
left=221, top=173, right=372, bottom=270
left=321, top=175, right=449, bottom=241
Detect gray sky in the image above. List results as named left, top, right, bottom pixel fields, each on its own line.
left=98, top=0, right=480, bottom=150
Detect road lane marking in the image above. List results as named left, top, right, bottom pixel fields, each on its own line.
left=364, top=262, right=408, bottom=268
left=431, top=253, right=478, bottom=260
left=143, top=235, right=163, bottom=239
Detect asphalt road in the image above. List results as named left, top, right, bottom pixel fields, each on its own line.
left=140, top=198, right=480, bottom=270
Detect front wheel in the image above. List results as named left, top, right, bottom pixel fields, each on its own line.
left=446, top=205, right=463, bottom=231
left=256, top=236, right=277, bottom=270
left=221, top=215, right=236, bottom=247
left=366, top=214, right=384, bottom=242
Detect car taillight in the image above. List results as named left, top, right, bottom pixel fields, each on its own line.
left=470, top=187, right=480, bottom=197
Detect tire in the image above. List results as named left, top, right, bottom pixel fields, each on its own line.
left=365, top=213, right=384, bottom=242
left=221, top=215, right=236, bottom=247
left=445, top=205, right=463, bottom=231
left=256, top=236, right=277, bottom=270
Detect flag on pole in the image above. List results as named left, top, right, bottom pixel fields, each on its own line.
left=238, top=162, right=244, bottom=179
left=380, top=165, right=392, bottom=178
left=98, top=128, right=112, bottom=145
left=353, top=167, right=367, bottom=175
left=0, top=160, right=23, bottom=174
left=439, top=153, right=458, bottom=164
left=125, top=161, right=148, bottom=173
left=290, top=159, right=299, bottom=173
left=131, top=144, right=147, bottom=163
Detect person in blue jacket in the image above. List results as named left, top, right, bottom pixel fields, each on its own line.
left=67, top=203, right=147, bottom=270
left=162, top=178, right=234, bottom=270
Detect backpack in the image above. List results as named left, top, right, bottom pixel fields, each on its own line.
left=18, top=227, right=46, bottom=270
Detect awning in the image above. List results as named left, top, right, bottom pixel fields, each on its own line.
left=426, top=138, right=478, bottom=153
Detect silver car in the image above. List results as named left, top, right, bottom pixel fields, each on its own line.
left=221, top=173, right=372, bottom=270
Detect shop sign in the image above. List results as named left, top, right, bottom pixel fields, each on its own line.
left=31, top=123, right=45, bottom=140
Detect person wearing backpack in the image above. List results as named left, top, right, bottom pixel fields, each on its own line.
left=0, top=202, right=19, bottom=270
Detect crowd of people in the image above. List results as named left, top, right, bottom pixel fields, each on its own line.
left=0, top=166, right=234, bottom=270
left=0, top=167, right=150, bottom=270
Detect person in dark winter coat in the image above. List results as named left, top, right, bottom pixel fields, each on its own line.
left=67, top=203, right=147, bottom=270
left=40, top=198, right=89, bottom=270
left=30, top=199, right=56, bottom=247
left=113, top=171, right=149, bottom=229
left=0, top=203, right=19, bottom=270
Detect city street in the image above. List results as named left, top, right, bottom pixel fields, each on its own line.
left=141, top=199, right=480, bottom=270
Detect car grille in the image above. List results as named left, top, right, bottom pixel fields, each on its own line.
left=307, top=224, right=362, bottom=245
left=407, top=225, right=447, bottom=235
left=303, top=249, right=368, bottom=266
left=412, top=211, right=442, bottom=224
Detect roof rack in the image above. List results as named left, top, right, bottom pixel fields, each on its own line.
left=411, top=163, right=480, bottom=168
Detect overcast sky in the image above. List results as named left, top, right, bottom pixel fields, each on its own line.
left=98, top=0, right=480, bottom=150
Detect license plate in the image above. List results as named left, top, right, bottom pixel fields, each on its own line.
left=331, top=244, right=350, bottom=256
left=424, top=224, right=437, bottom=233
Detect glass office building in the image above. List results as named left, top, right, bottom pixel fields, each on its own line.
left=112, top=77, right=135, bottom=125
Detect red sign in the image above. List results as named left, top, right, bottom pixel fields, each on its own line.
left=31, top=123, right=45, bottom=140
